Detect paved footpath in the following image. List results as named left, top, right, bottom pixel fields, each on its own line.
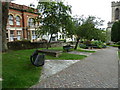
left=31, top=47, right=119, bottom=88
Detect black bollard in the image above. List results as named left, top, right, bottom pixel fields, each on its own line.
left=30, top=50, right=45, bottom=67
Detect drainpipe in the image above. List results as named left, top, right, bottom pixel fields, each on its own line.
left=22, top=10, right=25, bottom=39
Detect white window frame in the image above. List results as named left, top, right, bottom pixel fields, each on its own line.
left=9, top=15, right=14, bottom=25
left=16, top=16, right=21, bottom=25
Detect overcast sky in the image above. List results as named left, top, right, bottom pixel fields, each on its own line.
left=12, top=0, right=119, bottom=28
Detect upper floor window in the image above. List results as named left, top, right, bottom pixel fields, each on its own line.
left=28, top=18, right=34, bottom=27
left=115, top=8, right=119, bottom=20
left=16, top=16, right=21, bottom=25
left=9, top=14, right=14, bottom=25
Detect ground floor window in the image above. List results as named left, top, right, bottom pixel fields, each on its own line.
left=10, top=30, right=14, bottom=41
left=17, top=35, right=21, bottom=40
left=32, top=31, right=36, bottom=40
left=17, top=31, right=21, bottom=40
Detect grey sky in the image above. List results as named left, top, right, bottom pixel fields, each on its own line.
left=12, top=0, right=119, bottom=28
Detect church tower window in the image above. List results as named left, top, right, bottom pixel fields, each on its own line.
left=115, top=8, right=119, bottom=20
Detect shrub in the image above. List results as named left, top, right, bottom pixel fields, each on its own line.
left=111, top=21, right=120, bottom=42
left=117, top=41, right=120, bottom=49
left=106, top=42, right=111, bottom=45
left=79, top=44, right=87, bottom=49
left=117, top=41, right=120, bottom=45
left=91, top=41, right=103, bottom=46
left=7, top=41, right=31, bottom=50
left=81, top=40, right=106, bottom=49
left=83, top=40, right=91, bottom=45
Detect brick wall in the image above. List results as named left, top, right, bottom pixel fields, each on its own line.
left=7, top=2, right=39, bottom=42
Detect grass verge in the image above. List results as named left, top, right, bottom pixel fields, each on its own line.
left=76, top=47, right=96, bottom=53
left=2, top=47, right=89, bottom=88
left=47, top=47, right=96, bottom=53
left=76, top=49, right=96, bottom=53
left=2, top=49, right=42, bottom=88
left=46, top=53, right=86, bottom=60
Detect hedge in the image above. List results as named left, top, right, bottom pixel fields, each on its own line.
left=7, top=41, right=68, bottom=50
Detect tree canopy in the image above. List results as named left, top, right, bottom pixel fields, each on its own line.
left=68, top=16, right=105, bottom=50
left=111, top=20, right=120, bottom=42
left=36, top=1, right=72, bottom=41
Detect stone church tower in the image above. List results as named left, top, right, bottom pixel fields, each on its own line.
left=111, top=1, right=120, bottom=22
left=107, top=1, right=120, bottom=42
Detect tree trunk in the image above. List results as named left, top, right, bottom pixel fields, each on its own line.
left=46, top=34, right=52, bottom=49
left=2, top=2, right=10, bottom=52
left=74, top=38, right=80, bottom=50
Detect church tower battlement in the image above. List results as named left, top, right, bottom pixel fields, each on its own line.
left=112, top=1, right=120, bottom=7
left=111, top=1, right=120, bottom=22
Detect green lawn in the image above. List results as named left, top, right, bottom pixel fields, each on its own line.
left=2, top=47, right=88, bottom=88
left=108, top=44, right=120, bottom=47
left=2, top=49, right=42, bottom=88
left=47, top=47, right=96, bottom=53
left=48, top=47, right=63, bottom=51
left=75, top=47, right=96, bottom=53
left=76, top=49, right=96, bottom=53
left=46, top=52, right=86, bottom=60
left=39, top=47, right=87, bottom=60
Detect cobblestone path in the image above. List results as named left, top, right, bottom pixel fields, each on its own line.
left=68, top=51, right=92, bottom=56
left=31, top=47, right=118, bottom=88
left=39, top=60, right=80, bottom=81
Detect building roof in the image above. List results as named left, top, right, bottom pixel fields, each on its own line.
left=9, top=2, right=38, bottom=14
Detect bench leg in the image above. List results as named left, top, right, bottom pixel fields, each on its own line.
left=67, top=49, right=69, bottom=52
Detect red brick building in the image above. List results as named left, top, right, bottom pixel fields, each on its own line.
left=7, top=2, right=39, bottom=42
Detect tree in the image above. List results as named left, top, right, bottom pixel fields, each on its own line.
left=2, top=2, right=10, bottom=52
left=36, top=1, right=71, bottom=49
left=93, top=28, right=106, bottom=42
left=69, top=16, right=104, bottom=50
left=62, top=16, right=76, bottom=40
left=111, top=20, right=120, bottom=42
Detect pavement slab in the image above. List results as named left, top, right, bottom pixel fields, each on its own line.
left=39, top=60, right=80, bottom=81
left=68, top=51, right=93, bottom=56
left=31, top=47, right=119, bottom=88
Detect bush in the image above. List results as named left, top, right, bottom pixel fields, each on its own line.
left=117, top=41, right=120, bottom=49
left=111, top=21, right=120, bottom=42
left=91, top=41, right=102, bottom=46
left=79, top=44, right=87, bottom=49
left=117, top=41, right=120, bottom=45
left=83, top=40, right=91, bottom=45
left=106, top=42, right=111, bottom=45
left=7, top=41, right=31, bottom=50
left=80, top=40, right=106, bottom=49
left=7, top=41, right=47, bottom=50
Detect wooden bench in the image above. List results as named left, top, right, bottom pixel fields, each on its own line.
left=38, top=49, right=62, bottom=57
left=63, top=45, right=74, bottom=52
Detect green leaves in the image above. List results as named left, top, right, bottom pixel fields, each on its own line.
left=71, top=15, right=105, bottom=41
left=111, top=20, right=120, bottom=42
left=36, top=1, right=72, bottom=42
